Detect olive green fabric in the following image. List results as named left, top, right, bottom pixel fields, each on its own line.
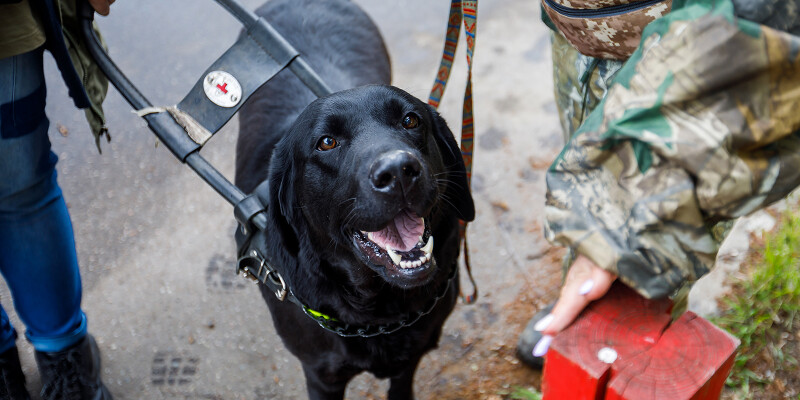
left=58, top=0, right=110, bottom=151
left=550, top=32, right=624, bottom=143
left=0, top=0, right=46, bottom=59
left=0, top=0, right=109, bottom=151
left=544, top=0, right=800, bottom=300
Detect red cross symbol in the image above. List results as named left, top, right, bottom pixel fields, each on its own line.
left=216, top=82, right=228, bottom=94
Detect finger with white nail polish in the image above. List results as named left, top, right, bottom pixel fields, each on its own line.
left=532, top=335, right=553, bottom=357
left=534, top=313, right=554, bottom=332
left=578, top=279, right=594, bottom=296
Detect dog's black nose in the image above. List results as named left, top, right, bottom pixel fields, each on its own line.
left=370, top=150, right=422, bottom=193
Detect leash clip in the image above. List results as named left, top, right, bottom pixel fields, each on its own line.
left=236, top=250, right=288, bottom=301
left=266, top=269, right=288, bottom=301
left=236, top=250, right=264, bottom=284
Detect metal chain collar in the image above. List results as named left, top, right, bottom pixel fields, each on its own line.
left=236, top=246, right=457, bottom=338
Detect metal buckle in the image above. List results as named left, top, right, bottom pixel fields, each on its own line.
left=236, top=250, right=264, bottom=284
left=266, top=269, right=288, bottom=301
left=236, top=250, right=288, bottom=301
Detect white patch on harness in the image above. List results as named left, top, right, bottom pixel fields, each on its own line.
left=203, top=71, right=242, bottom=108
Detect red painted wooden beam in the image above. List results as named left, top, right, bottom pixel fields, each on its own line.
left=541, top=282, right=739, bottom=400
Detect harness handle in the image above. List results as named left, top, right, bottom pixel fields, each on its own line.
left=78, top=0, right=336, bottom=232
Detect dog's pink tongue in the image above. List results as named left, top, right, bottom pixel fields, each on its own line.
left=368, top=210, right=424, bottom=252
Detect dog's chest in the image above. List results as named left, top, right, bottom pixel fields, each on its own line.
left=342, top=333, right=427, bottom=376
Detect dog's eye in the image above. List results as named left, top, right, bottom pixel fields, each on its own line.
left=316, top=136, right=338, bottom=151
left=401, top=113, right=420, bottom=129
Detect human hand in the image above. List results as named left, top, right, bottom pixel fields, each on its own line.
left=532, top=254, right=617, bottom=357
left=89, top=0, right=115, bottom=16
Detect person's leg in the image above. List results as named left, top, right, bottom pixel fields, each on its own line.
left=0, top=46, right=85, bottom=353
left=0, top=308, right=17, bottom=355
left=0, top=47, right=111, bottom=400
left=0, top=45, right=62, bottom=400
left=0, top=171, right=87, bottom=352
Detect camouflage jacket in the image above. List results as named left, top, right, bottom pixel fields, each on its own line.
left=543, top=0, right=800, bottom=299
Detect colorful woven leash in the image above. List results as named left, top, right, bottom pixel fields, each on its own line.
left=429, top=0, right=478, bottom=304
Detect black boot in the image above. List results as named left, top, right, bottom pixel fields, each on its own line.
left=515, top=303, right=555, bottom=370
left=34, top=335, right=112, bottom=400
left=0, top=346, right=31, bottom=400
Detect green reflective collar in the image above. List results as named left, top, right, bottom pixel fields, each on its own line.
left=303, top=307, right=336, bottom=321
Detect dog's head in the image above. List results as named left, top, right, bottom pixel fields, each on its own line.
left=266, top=85, right=474, bottom=289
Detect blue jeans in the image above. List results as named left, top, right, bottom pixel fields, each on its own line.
left=0, top=47, right=87, bottom=354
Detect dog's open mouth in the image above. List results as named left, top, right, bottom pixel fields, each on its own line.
left=352, top=209, right=435, bottom=284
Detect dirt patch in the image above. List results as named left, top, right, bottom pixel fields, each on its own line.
left=744, top=343, right=800, bottom=400
left=417, top=247, right=565, bottom=400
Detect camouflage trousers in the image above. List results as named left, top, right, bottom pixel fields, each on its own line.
left=550, top=32, right=623, bottom=143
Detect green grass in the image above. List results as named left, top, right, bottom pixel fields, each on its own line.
left=504, top=386, right=542, bottom=400
left=712, top=207, right=800, bottom=395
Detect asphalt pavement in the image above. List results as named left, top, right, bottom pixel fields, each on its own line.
left=0, top=0, right=750, bottom=399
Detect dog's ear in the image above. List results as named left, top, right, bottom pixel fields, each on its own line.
left=427, top=105, right=475, bottom=222
left=267, top=149, right=301, bottom=256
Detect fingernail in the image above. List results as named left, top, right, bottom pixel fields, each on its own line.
left=534, top=313, right=554, bottom=332
left=532, top=335, right=553, bottom=357
left=579, top=279, right=594, bottom=296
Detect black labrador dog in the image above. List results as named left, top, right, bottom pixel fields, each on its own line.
left=235, top=0, right=474, bottom=399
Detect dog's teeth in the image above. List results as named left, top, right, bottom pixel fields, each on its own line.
left=387, top=248, right=402, bottom=265
left=421, top=236, right=434, bottom=256
left=416, top=235, right=425, bottom=246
